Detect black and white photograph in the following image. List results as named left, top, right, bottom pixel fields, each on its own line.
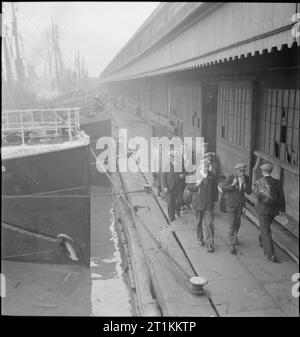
left=1, top=1, right=299, bottom=321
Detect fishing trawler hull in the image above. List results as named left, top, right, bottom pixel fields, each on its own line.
left=80, top=116, right=112, bottom=186
left=1, top=144, right=91, bottom=266
left=50, top=93, right=112, bottom=186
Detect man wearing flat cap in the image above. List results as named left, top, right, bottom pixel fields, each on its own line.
left=161, top=149, right=185, bottom=221
left=188, top=157, right=218, bottom=252
left=252, top=163, right=285, bottom=262
left=221, top=162, right=251, bottom=254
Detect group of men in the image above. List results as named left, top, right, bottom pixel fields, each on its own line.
left=154, top=150, right=286, bottom=263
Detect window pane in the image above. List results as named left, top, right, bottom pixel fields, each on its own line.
left=275, top=124, right=281, bottom=142
left=272, top=89, right=277, bottom=106
left=289, top=89, right=295, bottom=108
left=270, top=123, right=275, bottom=140
left=271, top=106, right=277, bottom=123
left=269, top=140, right=274, bottom=157
left=283, top=89, right=289, bottom=108
left=279, top=143, right=286, bottom=161
left=295, top=90, right=300, bottom=110
left=293, top=108, right=299, bottom=128
left=276, top=106, right=282, bottom=124
left=288, top=108, right=294, bottom=127
left=291, top=145, right=298, bottom=167
left=266, top=105, right=271, bottom=122
left=267, top=89, right=272, bottom=105
left=277, top=89, right=283, bottom=108
left=286, top=145, right=292, bottom=164
left=286, top=127, right=293, bottom=146
left=265, top=122, right=270, bottom=140
left=265, top=139, right=270, bottom=154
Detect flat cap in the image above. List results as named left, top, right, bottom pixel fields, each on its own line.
left=260, top=163, right=273, bottom=172
left=234, top=162, right=247, bottom=170
left=204, top=152, right=213, bottom=157
left=199, top=158, right=210, bottom=164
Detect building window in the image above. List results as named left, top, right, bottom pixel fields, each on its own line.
left=221, top=126, right=225, bottom=138
left=258, top=89, right=299, bottom=168
left=217, top=85, right=250, bottom=148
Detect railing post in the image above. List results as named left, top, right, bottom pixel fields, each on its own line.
left=68, top=109, right=72, bottom=141
left=74, top=108, right=77, bottom=132
left=54, top=109, right=58, bottom=135
left=5, top=111, right=8, bottom=129
left=20, top=111, right=25, bottom=145
left=76, top=108, right=79, bottom=132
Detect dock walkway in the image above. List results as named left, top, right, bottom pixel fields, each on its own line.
left=111, top=107, right=299, bottom=317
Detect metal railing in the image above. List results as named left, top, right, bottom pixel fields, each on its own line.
left=2, top=107, right=81, bottom=146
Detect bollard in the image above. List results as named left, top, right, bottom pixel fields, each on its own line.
left=189, top=276, right=208, bottom=295
left=144, top=184, right=152, bottom=194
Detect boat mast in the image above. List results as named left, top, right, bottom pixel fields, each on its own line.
left=55, top=23, right=65, bottom=87
left=3, top=25, right=14, bottom=85
left=52, top=19, right=60, bottom=89
left=81, top=54, right=85, bottom=78
left=77, top=49, right=81, bottom=80
left=11, top=2, right=25, bottom=83
left=44, top=30, right=53, bottom=80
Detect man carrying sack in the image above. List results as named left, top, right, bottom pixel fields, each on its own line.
left=252, top=163, right=286, bottom=263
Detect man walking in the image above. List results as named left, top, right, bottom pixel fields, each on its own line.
left=161, top=150, right=183, bottom=222
left=222, top=163, right=251, bottom=254
left=175, top=149, right=186, bottom=217
left=152, top=144, right=163, bottom=196
left=252, top=163, right=285, bottom=262
left=189, top=159, right=218, bottom=252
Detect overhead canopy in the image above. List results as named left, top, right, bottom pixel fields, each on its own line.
left=100, top=3, right=299, bottom=83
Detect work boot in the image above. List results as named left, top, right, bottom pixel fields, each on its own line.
left=268, top=255, right=279, bottom=263
left=207, top=244, right=214, bottom=253
left=198, top=240, right=204, bottom=246
left=229, top=245, right=236, bottom=254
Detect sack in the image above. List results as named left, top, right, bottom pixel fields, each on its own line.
left=254, top=178, right=278, bottom=206
left=183, top=184, right=193, bottom=206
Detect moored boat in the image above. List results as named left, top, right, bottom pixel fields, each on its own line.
left=1, top=107, right=91, bottom=266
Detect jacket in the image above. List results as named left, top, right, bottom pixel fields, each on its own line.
left=222, top=174, right=251, bottom=211
left=161, top=162, right=182, bottom=192
left=253, top=176, right=285, bottom=216
left=188, top=171, right=218, bottom=211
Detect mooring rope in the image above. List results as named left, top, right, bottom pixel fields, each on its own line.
left=2, top=189, right=147, bottom=199
left=2, top=221, right=58, bottom=242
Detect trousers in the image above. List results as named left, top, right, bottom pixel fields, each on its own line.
left=258, top=214, right=275, bottom=257
left=196, top=210, right=214, bottom=245
left=227, top=206, right=243, bottom=245
left=154, top=173, right=161, bottom=193
left=166, top=189, right=177, bottom=220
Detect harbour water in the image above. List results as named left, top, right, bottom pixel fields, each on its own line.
left=1, top=185, right=133, bottom=316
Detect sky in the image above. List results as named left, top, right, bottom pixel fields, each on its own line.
left=2, top=2, right=159, bottom=77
